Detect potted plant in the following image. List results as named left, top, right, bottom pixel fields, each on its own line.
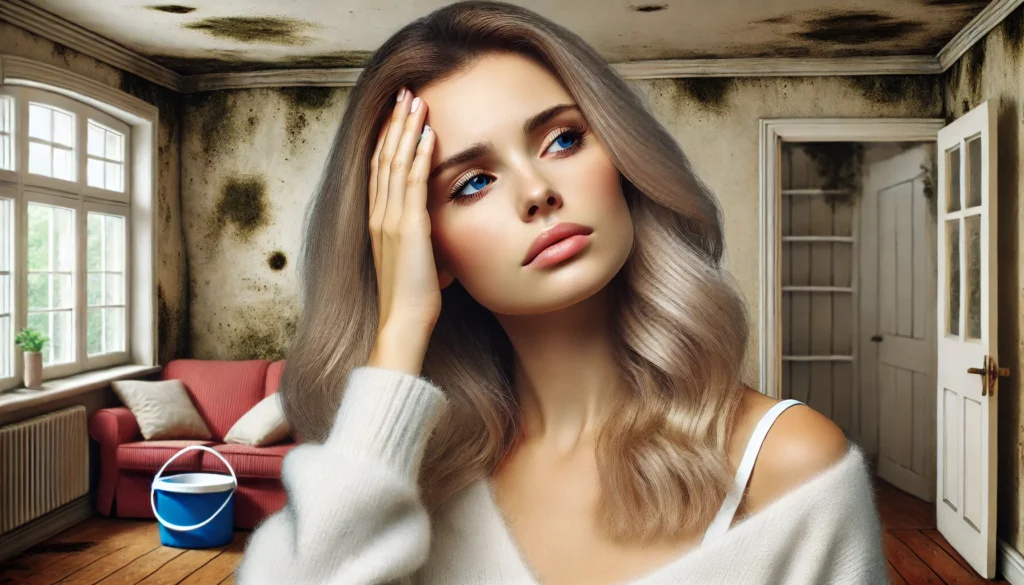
left=15, top=327, right=48, bottom=389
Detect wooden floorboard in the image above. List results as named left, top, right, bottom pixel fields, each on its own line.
left=0, top=476, right=1015, bottom=584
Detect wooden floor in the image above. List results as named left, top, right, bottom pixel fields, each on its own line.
left=875, top=478, right=1010, bottom=584
left=0, top=477, right=1012, bottom=584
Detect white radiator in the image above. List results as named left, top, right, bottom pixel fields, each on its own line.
left=0, top=406, right=89, bottom=535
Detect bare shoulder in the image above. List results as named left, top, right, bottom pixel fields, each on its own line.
left=734, top=387, right=849, bottom=515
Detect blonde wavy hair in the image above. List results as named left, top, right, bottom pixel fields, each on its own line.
left=282, top=0, right=749, bottom=542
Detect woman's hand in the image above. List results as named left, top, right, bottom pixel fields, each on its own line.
left=367, top=88, right=440, bottom=375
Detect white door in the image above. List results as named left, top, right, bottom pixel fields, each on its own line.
left=864, top=145, right=937, bottom=503
left=936, top=99, right=1000, bottom=578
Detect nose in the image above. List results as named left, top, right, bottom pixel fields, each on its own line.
left=519, top=176, right=562, bottom=221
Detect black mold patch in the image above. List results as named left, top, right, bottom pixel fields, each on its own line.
left=758, top=15, right=794, bottom=25
left=278, top=87, right=337, bottom=144
left=211, top=175, right=270, bottom=242
left=157, top=284, right=190, bottom=363
left=184, top=16, right=313, bottom=46
left=631, top=4, right=667, bottom=12
left=148, top=50, right=372, bottom=75
left=119, top=72, right=183, bottom=144
left=847, top=76, right=941, bottom=114
left=50, top=42, right=74, bottom=66
left=267, top=251, right=287, bottom=271
left=798, top=11, right=923, bottom=45
left=672, top=78, right=735, bottom=114
left=224, top=310, right=298, bottom=360
left=1002, top=4, right=1023, bottom=62
left=147, top=4, right=196, bottom=13
left=184, top=90, right=257, bottom=158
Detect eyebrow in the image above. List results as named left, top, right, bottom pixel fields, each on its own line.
left=428, top=104, right=580, bottom=180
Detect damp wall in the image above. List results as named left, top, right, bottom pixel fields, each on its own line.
left=942, top=4, right=1024, bottom=555
left=0, top=21, right=190, bottom=366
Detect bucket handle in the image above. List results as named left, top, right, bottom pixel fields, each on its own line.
left=150, top=445, right=238, bottom=532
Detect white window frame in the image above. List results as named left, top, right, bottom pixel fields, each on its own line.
left=0, top=55, right=158, bottom=392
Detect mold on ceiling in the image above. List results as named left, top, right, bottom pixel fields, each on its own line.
left=24, top=0, right=992, bottom=75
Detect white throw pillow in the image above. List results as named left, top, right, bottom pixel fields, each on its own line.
left=111, top=379, right=213, bottom=441
left=223, top=393, right=291, bottom=447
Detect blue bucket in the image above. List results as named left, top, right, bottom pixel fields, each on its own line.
left=150, top=445, right=237, bottom=549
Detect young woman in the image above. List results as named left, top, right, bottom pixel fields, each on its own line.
left=236, top=2, right=888, bottom=583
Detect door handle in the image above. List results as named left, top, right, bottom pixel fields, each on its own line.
left=871, top=335, right=883, bottom=342
left=967, top=355, right=1010, bottom=396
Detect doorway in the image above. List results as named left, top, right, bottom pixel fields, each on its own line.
left=778, top=140, right=938, bottom=502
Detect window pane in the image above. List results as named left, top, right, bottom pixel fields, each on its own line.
left=967, top=137, right=982, bottom=209
left=87, top=272, right=102, bottom=306
left=0, top=96, right=12, bottom=172
left=53, top=147, right=74, bottom=181
left=104, top=273, right=123, bottom=304
left=966, top=215, right=981, bottom=339
left=28, top=104, right=51, bottom=141
left=27, top=273, right=47, bottom=310
left=104, top=307, right=124, bottom=353
left=88, top=124, right=104, bottom=157
left=54, top=206, right=74, bottom=272
left=105, top=161, right=121, bottom=191
left=104, top=215, right=124, bottom=269
left=947, top=146, right=961, bottom=213
left=87, top=213, right=103, bottom=271
left=49, top=309, right=73, bottom=365
left=52, top=111, right=73, bottom=147
left=105, top=131, right=123, bottom=162
left=87, top=307, right=102, bottom=355
left=87, top=158, right=104, bottom=188
left=947, top=219, right=961, bottom=336
left=0, top=133, right=10, bottom=172
left=28, top=142, right=52, bottom=177
left=28, top=202, right=75, bottom=272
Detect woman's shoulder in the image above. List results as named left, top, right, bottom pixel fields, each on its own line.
left=734, top=387, right=850, bottom=516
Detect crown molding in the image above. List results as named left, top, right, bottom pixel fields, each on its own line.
left=938, top=0, right=1024, bottom=71
left=3, top=0, right=1018, bottom=93
left=0, top=0, right=183, bottom=92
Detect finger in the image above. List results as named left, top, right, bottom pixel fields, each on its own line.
left=404, top=123, right=435, bottom=226
left=375, top=88, right=412, bottom=226
left=384, top=95, right=428, bottom=228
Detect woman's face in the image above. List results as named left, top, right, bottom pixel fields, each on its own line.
left=420, top=52, right=634, bottom=316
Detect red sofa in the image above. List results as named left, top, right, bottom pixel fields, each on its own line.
left=88, top=359, right=297, bottom=530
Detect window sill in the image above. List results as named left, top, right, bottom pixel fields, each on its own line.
left=0, top=364, right=162, bottom=416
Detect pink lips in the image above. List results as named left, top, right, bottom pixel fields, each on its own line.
left=522, top=222, right=594, bottom=267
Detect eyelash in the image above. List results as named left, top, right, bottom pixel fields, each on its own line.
left=446, top=123, right=590, bottom=205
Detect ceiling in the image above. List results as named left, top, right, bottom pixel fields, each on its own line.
left=23, top=0, right=992, bottom=75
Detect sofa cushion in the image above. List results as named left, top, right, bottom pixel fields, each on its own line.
left=202, top=443, right=297, bottom=479
left=110, top=379, right=213, bottom=441
left=162, top=359, right=270, bottom=441
left=224, top=393, right=291, bottom=447
left=117, top=440, right=216, bottom=472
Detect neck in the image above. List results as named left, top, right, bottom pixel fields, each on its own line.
left=494, top=286, right=625, bottom=453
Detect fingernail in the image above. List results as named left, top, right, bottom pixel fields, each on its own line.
left=411, top=97, right=421, bottom=113
left=419, top=125, right=431, bottom=142
left=396, top=88, right=406, bottom=102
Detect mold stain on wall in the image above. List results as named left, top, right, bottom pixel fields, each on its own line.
left=267, top=251, right=287, bottom=271
left=184, top=16, right=315, bottom=46
left=671, top=78, right=735, bottom=114
left=278, top=87, right=338, bottom=146
left=208, top=174, right=270, bottom=245
left=846, top=75, right=942, bottom=115
left=796, top=11, right=923, bottom=45
left=184, top=90, right=258, bottom=161
left=223, top=307, right=298, bottom=361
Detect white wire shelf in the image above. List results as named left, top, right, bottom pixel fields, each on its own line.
left=782, top=286, right=854, bottom=293
left=782, top=236, right=855, bottom=243
left=782, top=355, right=855, bottom=362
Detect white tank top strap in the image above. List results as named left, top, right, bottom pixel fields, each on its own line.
left=700, top=398, right=804, bottom=546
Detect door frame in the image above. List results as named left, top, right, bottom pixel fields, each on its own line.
left=758, top=118, right=946, bottom=409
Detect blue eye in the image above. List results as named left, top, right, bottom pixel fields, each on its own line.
left=456, top=174, right=494, bottom=197
left=546, top=131, right=580, bottom=154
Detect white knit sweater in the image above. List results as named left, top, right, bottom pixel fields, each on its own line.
left=236, top=367, right=890, bottom=585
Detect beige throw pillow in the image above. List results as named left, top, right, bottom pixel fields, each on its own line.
left=224, top=393, right=291, bottom=447
left=111, top=379, right=213, bottom=441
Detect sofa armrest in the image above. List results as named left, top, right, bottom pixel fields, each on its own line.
left=88, top=407, right=140, bottom=516
left=89, top=407, right=141, bottom=445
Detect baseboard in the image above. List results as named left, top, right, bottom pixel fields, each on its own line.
left=1001, top=539, right=1024, bottom=585
left=0, top=495, right=94, bottom=564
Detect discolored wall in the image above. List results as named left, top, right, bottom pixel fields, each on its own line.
left=942, top=4, right=1024, bottom=555
left=0, top=22, right=190, bottom=366
left=181, top=87, right=347, bottom=360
